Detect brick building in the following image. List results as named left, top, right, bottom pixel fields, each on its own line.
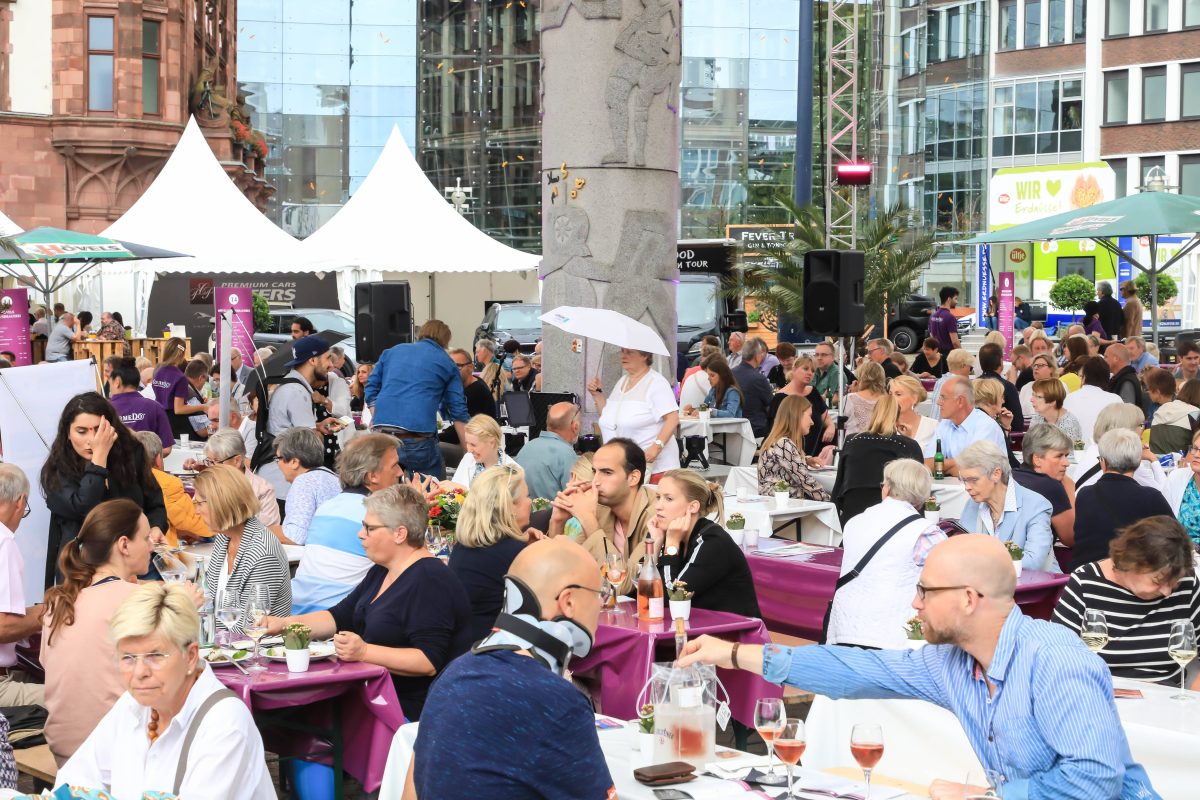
left=0, top=0, right=271, bottom=234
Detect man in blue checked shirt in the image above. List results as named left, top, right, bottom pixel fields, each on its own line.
left=680, top=534, right=1160, bottom=800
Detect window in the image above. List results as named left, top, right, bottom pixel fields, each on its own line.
left=992, top=86, right=1014, bottom=156
left=1109, top=158, right=1128, bottom=198
left=1182, top=64, right=1200, bottom=119
left=1014, top=82, right=1037, bottom=155
left=1188, top=0, right=1200, bottom=27
left=142, top=21, right=161, bottom=115
left=1142, top=67, right=1166, bottom=122
left=948, top=6, right=963, bottom=59
left=1060, top=79, right=1082, bottom=150
left=1104, top=71, right=1128, bottom=124
left=87, top=17, right=114, bottom=112
left=993, top=78, right=1082, bottom=156
left=1144, top=0, right=1168, bottom=31
left=1106, top=0, right=1129, bottom=36
left=1025, top=0, right=1042, bottom=46
left=1182, top=155, right=1200, bottom=197
left=1073, top=0, right=1087, bottom=38
left=999, top=0, right=1018, bottom=49
left=1049, top=0, right=1066, bottom=42
left=927, top=10, right=941, bottom=63
left=1058, top=257, right=1095, bottom=282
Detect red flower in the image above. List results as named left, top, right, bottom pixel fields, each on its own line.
left=429, top=506, right=443, bottom=517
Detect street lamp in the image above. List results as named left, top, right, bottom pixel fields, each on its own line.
left=1138, top=165, right=1176, bottom=193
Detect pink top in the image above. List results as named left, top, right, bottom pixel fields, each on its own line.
left=41, top=578, right=138, bottom=765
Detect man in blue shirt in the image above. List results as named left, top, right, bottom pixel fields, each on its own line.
left=364, top=319, right=469, bottom=479
left=680, top=534, right=1160, bottom=800
left=924, top=375, right=1009, bottom=475
left=515, top=401, right=581, bottom=500
left=408, top=538, right=615, bottom=799
left=1126, top=336, right=1159, bottom=373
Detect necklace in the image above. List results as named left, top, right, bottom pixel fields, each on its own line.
left=147, top=709, right=161, bottom=743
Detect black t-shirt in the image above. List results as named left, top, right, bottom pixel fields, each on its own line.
left=1015, top=367, right=1035, bottom=390
left=911, top=352, right=947, bottom=378
left=881, top=358, right=902, bottom=380
left=448, top=537, right=528, bottom=643
left=443, top=380, right=499, bottom=445
left=1011, top=468, right=1071, bottom=516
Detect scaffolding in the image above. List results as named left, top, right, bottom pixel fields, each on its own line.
left=824, top=0, right=861, bottom=249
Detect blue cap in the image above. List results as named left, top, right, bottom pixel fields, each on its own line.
left=284, top=335, right=330, bottom=367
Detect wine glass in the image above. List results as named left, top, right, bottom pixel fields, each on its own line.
left=1081, top=609, right=1109, bottom=653
left=215, top=589, right=240, bottom=649
left=605, top=553, right=627, bottom=607
left=1167, top=620, right=1196, bottom=701
left=154, top=552, right=187, bottom=584
left=850, top=722, right=884, bottom=799
left=425, top=525, right=446, bottom=556
left=774, top=718, right=806, bottom=798
left=242, top=584, right=271, bottom=674
left=753, top=697, right=787, bottom=786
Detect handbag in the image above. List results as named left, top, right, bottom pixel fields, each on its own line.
left=819, top=513, right=924, bottom=644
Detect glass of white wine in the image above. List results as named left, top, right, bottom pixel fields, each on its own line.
left=243, top=584, right=271, bottom=674
left=1081, top=609, right=1109, bottom=654
left=1167, top=620, right=1196, bottom=701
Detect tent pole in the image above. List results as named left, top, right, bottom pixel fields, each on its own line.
left=1149, top=235, right=1158, bottom=347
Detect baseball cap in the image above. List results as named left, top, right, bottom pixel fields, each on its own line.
left=284, top=335, right=330, bottom=367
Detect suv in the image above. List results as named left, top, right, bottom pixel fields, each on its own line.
left=474, top=303, right=542, bottom=353
left=253, top=308, right=357, bottom=374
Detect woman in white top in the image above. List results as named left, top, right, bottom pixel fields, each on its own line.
left=1019, top=353, right=1063, bottom=420
left=843, top=360, right=886, bottom=436
left=57, top=582, right=275, bottom=799
left=827, top=459, right=945, bottom=649
left=890, top=375, right=937, bottom=453
left=588, top=347, right=680, bottom=480
left=446, top=414, right=522, bottom=490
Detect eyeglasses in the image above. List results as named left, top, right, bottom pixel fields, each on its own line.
left=193, top=498, right=208, bottom=507
left=915, top=583, right=983, bottom=601
left=116, top=650, right=176, bottom=671
left=22, top=504, right=30, bottom=519
left=362, top=523, right=391, bottom=534
left=1189, top=446, right=1200, bottom=455
left=558, top=583, right=614, bottom=604
left=453, top=361, right=471, bottom=368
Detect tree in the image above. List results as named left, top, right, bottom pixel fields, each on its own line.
left=252, top=291, right=271, bottom=333
left=1134, top=272, right=1178, bottom=306
left=724, top=194, right=936, bottom=329
left=1048, top=274, right=1095, bottom=321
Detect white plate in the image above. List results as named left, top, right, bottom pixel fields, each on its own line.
left=200, top=646, right=252, bottom=666
left=261, top=642, right=336, bottom=661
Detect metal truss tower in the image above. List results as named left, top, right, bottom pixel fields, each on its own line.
left=824, top=0, right=861, bottom=249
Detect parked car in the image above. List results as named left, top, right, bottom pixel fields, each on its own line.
left=474, top=303, right=543, bottom=353
left=253, top=308, right=357, bottom=375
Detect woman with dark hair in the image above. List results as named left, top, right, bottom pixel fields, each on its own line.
left=41, top=499, right=160, bottom=765
left=40, top=392, right=167, bottom=588
left=682, top=353, right=742, bottom=418
left=1082, top=302, right=1114, bottom=346
left=151, top=337, right=209, bottom=437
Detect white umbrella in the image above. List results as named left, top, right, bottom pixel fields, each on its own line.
left=540, top=306, right=669, bottom=356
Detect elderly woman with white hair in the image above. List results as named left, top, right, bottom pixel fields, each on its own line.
left=196, top=428, right=284, bottom=543
left=958, top=440, right=1059, bottom=572
left=1012, top=424, right=1077, bottom=548
left=1068, top=402, right=1167, bottom=493
left=826, top=458, right=946, bottom=650
left=55, top=583, right=275, bottom=798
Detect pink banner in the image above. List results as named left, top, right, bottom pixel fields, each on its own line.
left=0, top=289, right=32, bottom=366
left=999, top=271, right=1015, bottom=359
left=214, top=286, right=255, bottom=367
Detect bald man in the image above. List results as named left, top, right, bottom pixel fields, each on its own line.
left=679, top=535, right=1159, bottom=800
left=408, top=538, right=614, bottom=800
left=515, top=401, right=581, bottom=501
left=1105, top=343, right=1145, bottom=408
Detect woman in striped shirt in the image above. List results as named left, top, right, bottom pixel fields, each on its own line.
left=1053, top=515, right=1200, bottom=686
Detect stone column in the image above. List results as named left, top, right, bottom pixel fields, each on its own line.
left=539, top=0, right=681, bottom=413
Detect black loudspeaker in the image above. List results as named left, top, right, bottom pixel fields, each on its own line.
left=803, top=250, right=865, bottom=335
left=355, top=281, right=413, bottom=361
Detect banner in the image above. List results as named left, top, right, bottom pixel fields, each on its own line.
left=214, top=286, right=256, bottom=366
left=0, top=289, right=31, bottom=366
left=988, top=163, right=1116, bottom=231
left=999, top=272, right=1015, bottom=358
left=977, top=245, right=992, bottom=326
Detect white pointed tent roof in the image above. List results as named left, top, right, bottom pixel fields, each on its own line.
left=0, top=209, right=22, bottom=237
left=104, top=116, right=306, bottom=273
left=301, top=125, right=539, bottom=273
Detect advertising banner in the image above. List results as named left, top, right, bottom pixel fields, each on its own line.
left=0, top=289, right=31, bottom=366
left=977, top=245, right=992, bottom=326
left=999, top=272, right=1015, bottom=358
left=214, top=287, right=256, bottom=366
left=988, top=163, right=1116, bottom=231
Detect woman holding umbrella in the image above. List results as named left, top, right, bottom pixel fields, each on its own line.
left=588, top=347, right=679, bottom=482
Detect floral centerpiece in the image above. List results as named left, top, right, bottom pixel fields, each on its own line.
left=283, top=623, right=311, bottom=650
left=531, top=497, right=551, bottom=512
left=726, top=512, right=746, bottom=530
left=429, top=490, right=466, bottom=534
left=1005, top=540, right=1024, bottom=578
left=638, top=703, right=655, bottom=734
left=773, top=480, right=789, bottom=493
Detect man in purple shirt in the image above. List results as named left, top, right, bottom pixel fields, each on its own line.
left=927, top=286, right=961, bottom=355
left=107, top=357, right=175, bottom=454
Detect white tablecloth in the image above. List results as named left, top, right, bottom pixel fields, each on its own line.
left=679, top=415, right=758, bottom=467
left=162, top=440, right=208, bottom=475
left=804, top=678, right=1198, bottom=799
left=722, top=491, right=842, bottom=546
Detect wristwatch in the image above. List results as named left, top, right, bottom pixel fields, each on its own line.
left=664, top=545, right=679, bottom=557
left=653, top=438, right=665, bottom=448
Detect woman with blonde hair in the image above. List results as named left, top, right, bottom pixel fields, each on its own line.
left=831, top=392, right=923, bottom=525
left=446, top=414, right=522, bottom=490
left=646, top=468, right=759, bottom=617
left=449, top=466, right=533, bottom=641
left=349, top=361, right=373, bottom=413
left=843, top=360, right=886, bottom=435
left=1019, top=352, right=1062, bottom=418
left=1029, top=377, right=1083, bottom=443
left=769, top=353, right=835, bottom=455
left=757, top=395, right=831, bottom=501
left=890, top=375, right=936, bottom=452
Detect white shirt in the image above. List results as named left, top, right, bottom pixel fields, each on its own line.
left=451, top=450, right=522, bottom=488
left=1070, top=444, right=1168, bottom=494
left=0, top=522, right=24, bottom=667
left=597, top=370, right=680, bottom=473
left=1061, top=385, right=1124, bottom=447
left=678, top=369, right=712, bottom=410
left=57, top=665, right=275, bottom=799
left=911, top=414, right=938, bottom=454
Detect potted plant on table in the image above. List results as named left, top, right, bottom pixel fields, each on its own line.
left=923, top=495, right=940, bottom=524
left=1006, top=541, right=1024, bottom=578
left=283, top=623, right=312, bottom=673
left=725, top=512, right=746, bottom=547
left=667, top=581, right=693, bottom=622
left=902, top=617, right=926, bottom=649
left=698, top=402, right=711, bottom=421
left=636, top=704, right=656, bottom=761
left=773, top=480, right=790, bottom=506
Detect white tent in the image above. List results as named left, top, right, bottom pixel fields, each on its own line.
left=0, top=209, right=21, bottom=236
left=300, top=125, right=540, bottom=315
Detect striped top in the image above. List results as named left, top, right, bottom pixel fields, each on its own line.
left=1052, top=561, right=1200, bottom=685
left=290, top=489, right=372, bottom=614
left=202, top=516, right=292, bottom=634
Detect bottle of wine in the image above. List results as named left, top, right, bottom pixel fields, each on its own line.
left=933, top=439, right=945, bottom=481
left=637, top=534, right=664, bottom=621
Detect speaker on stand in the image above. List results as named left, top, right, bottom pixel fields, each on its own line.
left=355, top=282, right=413, bottom=362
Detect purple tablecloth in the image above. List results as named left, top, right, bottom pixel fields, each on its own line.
left=216, top=657, right=405, bottom=793
left=746, top=539, right=1070, bottom=641
left=571, top=603, right=782, bottom=727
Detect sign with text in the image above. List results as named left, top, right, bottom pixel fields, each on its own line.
left=976, top=245, right=992, bottom=326
left=214, top=287, right=255, bottom=366
left=0, top=289, right=31, bottom=366
left=726, top=224, right=796, bottom=253
left=999, top=272, right=1015, bottom=358
left=677, top=241, right=734, bottom=275
left=989, top=162, right=1115, bottom=231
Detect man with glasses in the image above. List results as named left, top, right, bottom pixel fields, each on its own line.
left=868, top=337, right=902, bottom=380
left=516, top=402, right=582, bottom=501
left=924, top=375, right=1008, bottom=476
left=679, top=533, right=1161, bottom=800
left=0, top=463, right=45, bottom=707
left=813, top=341, right=853, bottom=408
left=409, top=538, right=614, bottom=799
left=202, top=430, right=285, bottom=544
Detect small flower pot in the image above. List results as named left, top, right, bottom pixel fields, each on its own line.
left=743, top=528, right=760, bottom=549
left=924, top=509, right=940, bottom=524
left=669, top=599, right=692, bottom=621
left=698, top=410, right=711, bottom=421
left=639, top=731, right=656, bottom=762
left=727, top=529, right=745, bottom=548
left=774, top=491, right=790, bottom=507
left=904, top=638, right=926, bottom=650
left=285, top=648, right=311, bottom=673
left=1012, top=560, right=1023, bottom=579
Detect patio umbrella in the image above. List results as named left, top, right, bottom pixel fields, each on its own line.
left=0, top=227, right=187, bottom=313
left=540, top=306, right=670, bottom=356
left=963, top=190, right=1200, bottom=344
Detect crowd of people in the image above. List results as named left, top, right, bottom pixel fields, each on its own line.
left=0, top=292, right=1195, bottom=799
